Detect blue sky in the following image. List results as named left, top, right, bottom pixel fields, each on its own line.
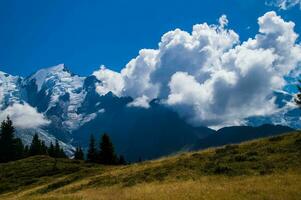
left=1, top=0, right=301, bottom=77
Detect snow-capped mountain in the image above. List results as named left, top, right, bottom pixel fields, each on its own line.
left=23, top=64, right=98, bottom=131
left=0, top=67, right=76, bottom=155
left=247, top=90, right=301, bottom=129
left=0, top=64, right=299, bottom=160
left=0, top=71, right=23, bottom=109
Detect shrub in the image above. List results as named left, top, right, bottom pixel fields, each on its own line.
left=269, top=135, right=284, bottom=142
left=234, top=154, right=247, bottom=162
left=213, top=164, right=233, bottom=174
left=215, top=145, right=239, bottom=155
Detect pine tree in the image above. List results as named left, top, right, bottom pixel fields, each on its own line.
left=295, top=80, right=301, bottom=106
left=99, top=133, right=117, bottom=165
left=24, top=145, right=29, bottom=158
left=59, top=148, right=67, bottom=158
left=48, top=142, right=55, bottom=157
left=74, top=146, right=84, bottom=160
left=14, top=138, right=25, bottom=160
left=29, top=134, right=43, bottom=156
left=53, top=140, right=66, bottom=158
left=87, top=134, right=97, bottom=162
left=54, top=140, right=61, bottom=158
left=41, top=141, right=48, bottom=155
left=0, top=116, right=23, bottom=162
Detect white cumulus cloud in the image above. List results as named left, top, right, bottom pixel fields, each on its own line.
left=93, top=11, right=301, bottom=128
left=0, top=103, right=50, bottom=129
left=127, top=95, right=151, bottom=108
left=93, top=65, right=124, bottom=96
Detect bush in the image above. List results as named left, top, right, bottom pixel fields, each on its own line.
left=215, top=145, right=239, bottom=155
left=269, top=135, right=284, bottom=142
left=246, top=151, right=258, bottom=156
left=295, top=138, right=301, bottom=146
left=234, top=154, right=247, bottom=162
left=266, top=147, right=276, bottom=153
left=213, top=164, right=233, bottom=175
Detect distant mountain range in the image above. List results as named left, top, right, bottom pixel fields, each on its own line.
left=0, top=64, right=299, bottom=160
left=192, top=124, right=294, bottom=150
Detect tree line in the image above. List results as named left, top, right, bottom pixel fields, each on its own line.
left=81, top=134, right=126, bottom=165
left=0, top=116, right=126, bottom=165
left=0, top=117, right=67, bottom=163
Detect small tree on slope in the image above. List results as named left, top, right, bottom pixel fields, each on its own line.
left=29, top=134, right=44, bottom=156
left=87, top=134, right=98, bottom=162
left=74, top=146, right=84, bottom=160
left=99, top=133, right=117, bottom=165
left=0, top=117, right=24, bottom=162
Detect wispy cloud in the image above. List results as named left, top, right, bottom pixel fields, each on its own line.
left=266, top=0, right=301, bottom=10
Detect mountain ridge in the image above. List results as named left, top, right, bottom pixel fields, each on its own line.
left=193, top=124, right=295, bottom=150
left=0, top=64, right=299, bottom=159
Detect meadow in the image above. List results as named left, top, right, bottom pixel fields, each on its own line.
left=1, top=131, right=301, bottom=200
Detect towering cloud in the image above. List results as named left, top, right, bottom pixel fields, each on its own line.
left=93, top=12, right=301, bottom=128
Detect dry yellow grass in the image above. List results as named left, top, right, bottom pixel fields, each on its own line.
left=2, top=171, right=301, bottom=200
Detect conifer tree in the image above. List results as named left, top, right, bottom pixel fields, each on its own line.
left=0, top=116, right=15, bottom=162
left=74, top=146, right=84, bottom=160
left=41, top=141, right=48, bottom=155
left=24, top=145, right=29, bottom=158
left=14, top=138, right=25, bottom=160
left=54, top=140, right=61, bottom=157
left=59, top=148, right=67, bottom=158
left=0, top=117, right=24, bottom=162
left=48, top=142, right=55, bottom=157
left=87, top=134, right=97, bottom=162
left=29, top=134, right=43, bottom=156
left=53, top=140, right=67, bottom=158
left=99, top=133, right=117, bottom=165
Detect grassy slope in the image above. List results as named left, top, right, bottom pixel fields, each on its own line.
left=1, top=131, right=301, bottom=200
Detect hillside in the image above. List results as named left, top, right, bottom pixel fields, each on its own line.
left=193, top=124, right=294, bottom=150
left=1, top=131, right=301, bottom=200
